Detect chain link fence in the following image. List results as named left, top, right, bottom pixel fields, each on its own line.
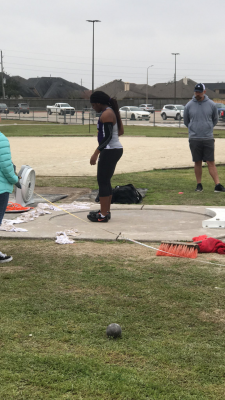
left=0, top=108, right=224, bottom=128
left=0, top=108, right=185, bottom=127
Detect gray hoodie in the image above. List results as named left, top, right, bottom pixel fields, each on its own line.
left=184, top=95, right=218, bottom=139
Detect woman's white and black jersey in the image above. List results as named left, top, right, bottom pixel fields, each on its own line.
left=97, top=108, right=123, bottom=151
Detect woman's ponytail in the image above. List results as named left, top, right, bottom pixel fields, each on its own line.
left=109, top=98, right=122, bottom=130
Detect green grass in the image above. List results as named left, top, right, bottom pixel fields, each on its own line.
left=0, top=120, right=52, bottom=125
left=0, top=123, right=97, bottom=137
left=0, top=239, right=225, bottom=399
left=1, top=122, right=225, bottom=137
left=36, top=165, right=225, bottom=206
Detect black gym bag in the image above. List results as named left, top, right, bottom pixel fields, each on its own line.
left=95, top=184, right=143, bottom=204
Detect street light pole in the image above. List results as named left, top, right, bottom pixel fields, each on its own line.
left=86, top=20, right=101, bottom=93
left=146, top=65, right=154, bottom=103
left=171, top=53, right=179, bottom=104
left=0, top=50, right=5, bottom=99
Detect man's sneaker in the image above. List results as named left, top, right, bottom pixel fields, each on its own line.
left=195, top=183, right=203, bottom=192
left=0, top=252, right=13, bottom=263
left=89, top=210, right=111, bottom=220
left=87, top=212, right=109, bottom=223
left=214, top=183, right=225, bottom=192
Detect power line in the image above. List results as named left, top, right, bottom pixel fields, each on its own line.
left=3, top=49, right=225, bottom=68
left=5, top=61, right=225, bottom=75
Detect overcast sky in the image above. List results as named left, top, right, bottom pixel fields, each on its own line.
left=1, top=0, right=224, bottom=90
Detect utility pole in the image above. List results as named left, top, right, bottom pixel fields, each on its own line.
left=86, top=20, right=101, bottom=93
left=0, top=50, right=5, bottom=99
left=171, top=53, right=180, bottom=104
left=146, top=65, right=154, bottom=103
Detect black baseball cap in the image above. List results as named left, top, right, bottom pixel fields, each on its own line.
left=194, top=83, right=206, bottom=93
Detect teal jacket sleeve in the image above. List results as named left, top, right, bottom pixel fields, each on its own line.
left=0, top=133, right=18, bottom=185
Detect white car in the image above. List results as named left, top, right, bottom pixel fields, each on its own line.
left=160, top=104, right=184, bottom=120
left=139, top=103, right=155, bottom=113
left=119, top=106, right=150, bottom=120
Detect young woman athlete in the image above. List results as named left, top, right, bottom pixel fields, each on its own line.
left=88, top=91, right=124, bottom=222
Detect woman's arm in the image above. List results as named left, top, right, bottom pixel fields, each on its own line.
left=118, top=120, right=124, bottom=136
left=100, top=108, right=115, bottom=124
left=101, top=107, right=123, bottom=136
left=90, top=148, right=100, bottom=165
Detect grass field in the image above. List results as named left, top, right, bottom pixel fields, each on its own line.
left=0, top=239, right=225, bottom=399
left=1, top=121, right=225, bottom=138
left=0, top=120, right=52, bottom=125
left=1, top=122, right=225, bottom=398
left=36, top=165, right=225, bottom=207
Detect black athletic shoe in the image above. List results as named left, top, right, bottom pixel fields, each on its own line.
left=214, top=183, right=225, bottom=192
left=195, top=183, right=203, bottom=192
left=87, top=212, right=109, bottom=222
left=0, top=252, right=13, bottom=263
left=89, top=210, right=111, bottom=220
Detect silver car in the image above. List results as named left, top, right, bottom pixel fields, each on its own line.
left=139, top=103, right=155, bottom=113
left=14, top=103, right=30, bottom=114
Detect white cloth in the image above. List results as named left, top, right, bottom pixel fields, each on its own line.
left=0, top=220, right=28, bottom=232
left=55, top=229, right=79, bottom=245
left=39, top=202, right=93, bottom=212
left=1, top=202, right=88, bottom=243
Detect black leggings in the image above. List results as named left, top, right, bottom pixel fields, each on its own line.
left=97, top=148, right=123, bottom=197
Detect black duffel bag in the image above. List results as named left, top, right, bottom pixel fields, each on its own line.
left=95, top=184, right=143, bottom=204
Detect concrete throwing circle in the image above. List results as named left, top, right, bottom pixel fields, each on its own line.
left=49, top=209, right=208, bottom=242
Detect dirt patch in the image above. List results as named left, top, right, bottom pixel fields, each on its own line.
left=58, top=242, right=225, bottom=267
left=2, top=240, right=225, bottom=270
left=60, top=284, right=116, bottom=297
left=104, top=351, right=147, bottom=366
left=9, top=137, right=225, bottom=176
left=0, top=265, right=26, bottom=273
left=199, top=309, right=225, bottom=324
left=53, top=241, right=158, bottom=261
left=34, top=186, right=91, bottom=203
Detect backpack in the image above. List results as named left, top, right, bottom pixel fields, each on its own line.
left=95, top=184, right=142, bottom=204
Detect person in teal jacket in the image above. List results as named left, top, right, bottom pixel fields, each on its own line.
left=0, top=131, right=20, bottom=263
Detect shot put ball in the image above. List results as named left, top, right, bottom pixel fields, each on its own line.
left=106, top=323, right=122, bottom=338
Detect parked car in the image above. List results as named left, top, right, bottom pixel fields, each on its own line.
left=46, top=103, right=75, bottom=115
left=14, top=103, right=29, bottom=114
left=219, top=110, right=225, bottom=122
left=0, top=103, right=9, bottom=114
left=139, top=103, right=155, bottom=113
left=214, top=103, right=225, bottom=112
left=160, top=104, right=184, bottom=120
left=85, top=107, right=101, bottom=118
left=214, top=103, right=225, bottom=120
left=119, top=106, right=150, bottom=121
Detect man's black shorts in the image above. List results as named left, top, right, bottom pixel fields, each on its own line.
left=189, top=139, right=215, bottom=162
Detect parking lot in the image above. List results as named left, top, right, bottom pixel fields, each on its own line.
left=1, top=109, right=225, bottom=129
left=0, top=109, right=175, bottom=125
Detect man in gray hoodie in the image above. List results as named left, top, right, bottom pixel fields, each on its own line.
left=184, top=83, right=225, bottom=192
